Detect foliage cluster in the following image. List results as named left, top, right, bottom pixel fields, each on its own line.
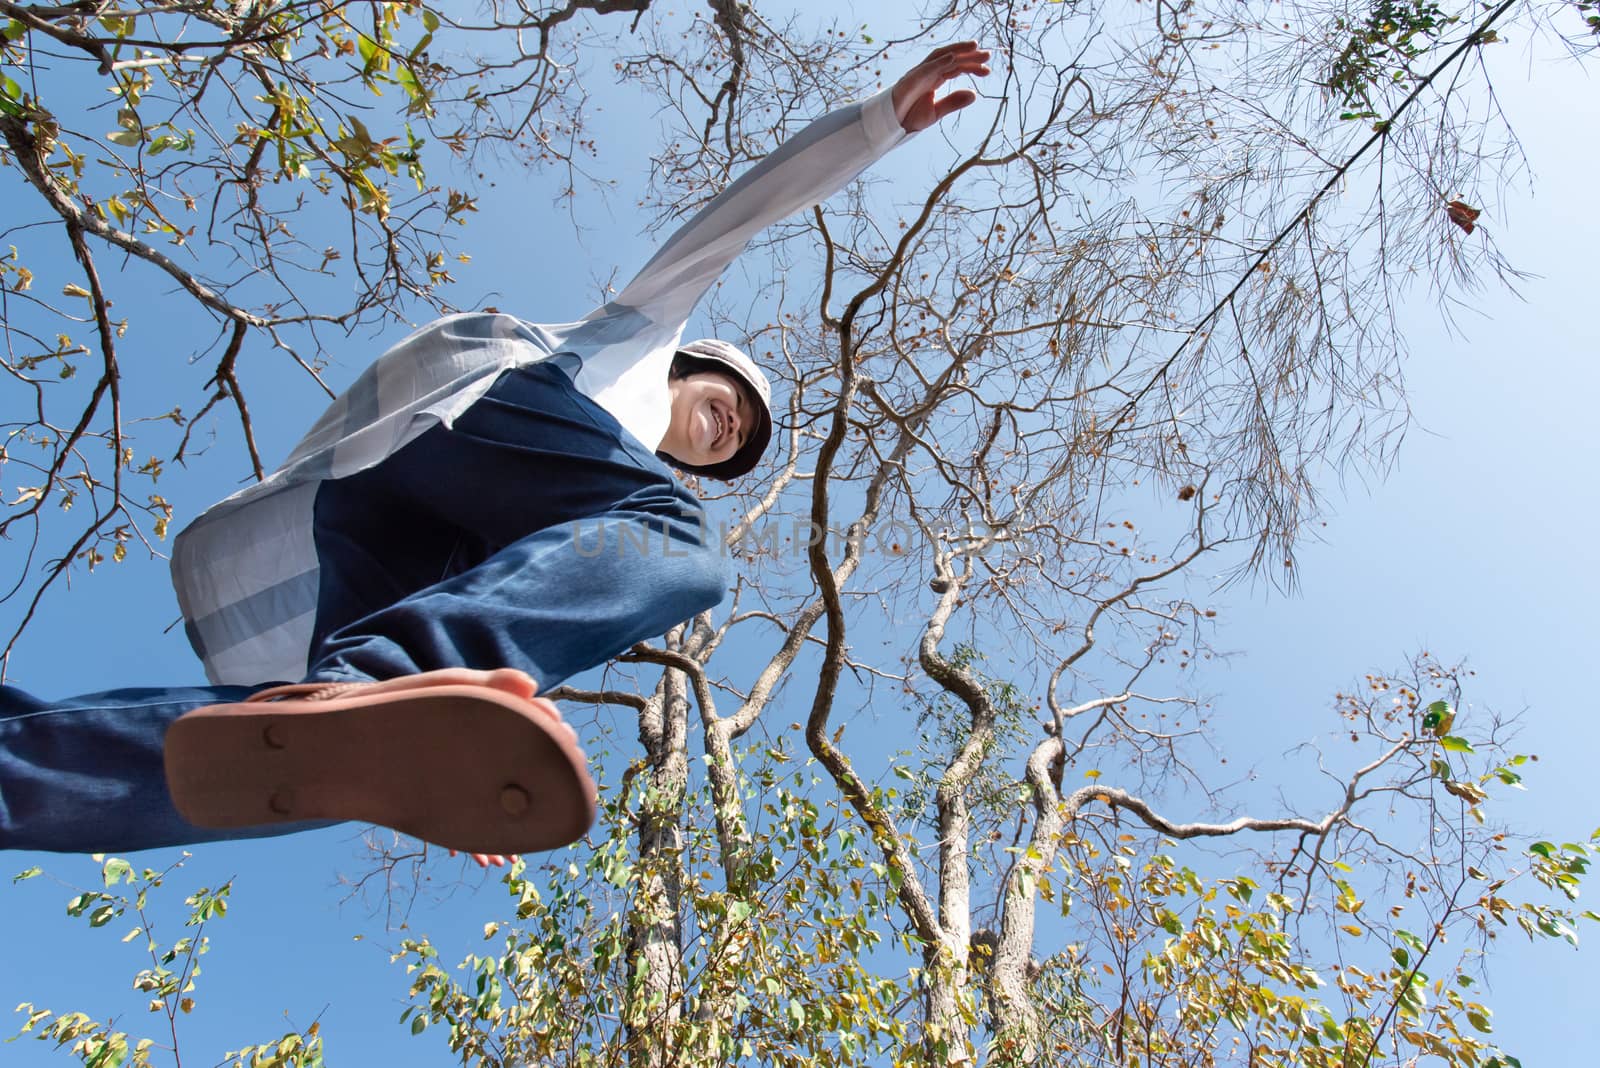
left=11, top=856, right=323, bottom=1068
left=4, top=0, right=1599, bottom=1065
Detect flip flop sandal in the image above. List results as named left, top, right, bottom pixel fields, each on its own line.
left=163, top=673, right=596, bottom=855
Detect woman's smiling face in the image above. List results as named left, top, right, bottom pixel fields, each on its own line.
left=659, top=370, right=754, bottom=469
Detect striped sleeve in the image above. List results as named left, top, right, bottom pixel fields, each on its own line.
left=604, top=88, right=908, bottom=330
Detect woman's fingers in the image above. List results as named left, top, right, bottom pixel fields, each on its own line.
left=894, top=44, right=991, bottom=132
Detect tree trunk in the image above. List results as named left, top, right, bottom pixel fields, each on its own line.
left=625, top=668, right=689, bottom=1067
left=986, top=738, right=1066, bottom=1065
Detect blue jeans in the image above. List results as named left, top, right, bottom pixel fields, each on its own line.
left=0, top=363, right=725, bottom=853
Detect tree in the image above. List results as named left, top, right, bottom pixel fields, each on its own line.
left=398, top=660, right=1592, bottom=1066
left=5, top=0, right=1599, bottom=1065
left=391, top=0, right=1596, bottom=1063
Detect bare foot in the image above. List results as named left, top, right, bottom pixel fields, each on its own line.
left=355, top=667, right=538, bottom=698
left=451, top=848, right=515, bottom=869
left=357, top=669, right=577, bottom=743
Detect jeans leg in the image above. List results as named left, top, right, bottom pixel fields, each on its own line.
left=306, top=362, right=728, bottom=690
left=0, top=682, right=327, bottom=853
left=307, top=508, right=725, bottom=690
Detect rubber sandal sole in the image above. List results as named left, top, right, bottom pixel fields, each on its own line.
left=163, top=685, right=595, bottom=854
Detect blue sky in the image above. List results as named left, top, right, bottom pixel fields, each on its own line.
left=3, top=24, right=1598, bottom=1067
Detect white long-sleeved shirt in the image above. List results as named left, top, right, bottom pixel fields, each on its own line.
left=171, top=88, right=908, bottom=685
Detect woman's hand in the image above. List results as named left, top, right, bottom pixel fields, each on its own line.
left=891, top=42, right=992, bottom=133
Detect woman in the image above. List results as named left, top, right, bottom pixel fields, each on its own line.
left=0, top=44, right=990, bottom=861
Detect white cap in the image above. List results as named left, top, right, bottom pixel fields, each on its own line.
left=674, top=338, right=773, bottom=479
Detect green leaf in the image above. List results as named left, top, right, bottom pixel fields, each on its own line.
left=0, top=73, right=22, bottom=118
left=106, top=129, right=141, bottom=147
left=97, top=13, right=136, bottom=37
left=410, top=1014, right=427, bottom=1035
left=1439, top=735, right=1474, bottom=753
left=1422, top=699, right=1454, bottom=735
left=12, top=866, right=42, bottom=883
left=396, top=62, right=428, bottom=111
left=89, top=904, right=116, bottom=927
left=102, top=857, right=132, bottom=887
left=148, top=133, right=193, bottom=156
